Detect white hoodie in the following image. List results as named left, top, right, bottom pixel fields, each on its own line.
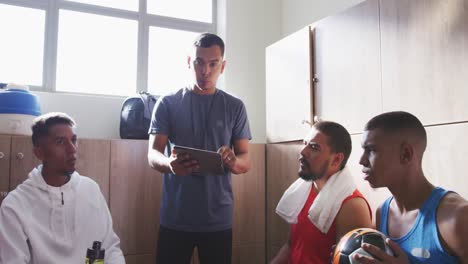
left=0, top=166, right=125, bottom=264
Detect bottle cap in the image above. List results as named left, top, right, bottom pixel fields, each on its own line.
left=86, top=241, right=105, bottom=261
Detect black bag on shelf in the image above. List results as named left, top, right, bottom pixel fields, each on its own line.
left=120, top=92, right=158, bottom=139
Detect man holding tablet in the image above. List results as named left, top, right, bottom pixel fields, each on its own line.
left=147, top=33, right=252, bottom=264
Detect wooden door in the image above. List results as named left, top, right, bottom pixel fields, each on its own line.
left=380, top=0, right=468, bottom=125
left=10, top=136, right=40, bottom=191
left=75, top=139, right=111, bottom=203
left=232, top=144, right=266, bottom=264
left=423, top=123, right=468, bottom=199
left=110, top=139, right=162, bottom=256
left=314, top=0, right=382, bottom=134
left=124, top=254, right=154, bottom=264
left=0, top=135, right=11, bottom=204
left=266, top=26, right=313, bottom=143
left=265, top=142, right=304, bottom=261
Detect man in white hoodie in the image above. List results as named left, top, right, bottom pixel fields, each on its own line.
left=0, top=112, right=125, bottom=263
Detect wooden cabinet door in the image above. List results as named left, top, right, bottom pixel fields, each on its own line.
left=110, top=139, right=162, bottom=256
left=0, top=135, right=11, bottom=204
left=423, top=123, right=468, bottom=199
left=380, top=0, right=468, bottom=125
left=75, top=139, right=111, bottom=203
left=232, top=144, right=266, bottom=264
left=266, top=26, right=313, bottom=143
left=314, top=0, right=381, bottom=134
left=265, top=142, right=303, bottom=261
left=125, top=254, right=154, bottom=264
left=10, top=136, right=40, bottom=191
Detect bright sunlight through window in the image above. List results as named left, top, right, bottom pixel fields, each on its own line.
left=148, top=0, right=212, bottom=23
left=56, top=10, right=138, bottom=96
left=0, top=4, right=45, bottom=86
left=69, top=0, right=137, bottom=11
left=147, top=28, right=198, bottom=95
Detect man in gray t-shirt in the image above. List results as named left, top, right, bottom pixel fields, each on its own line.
left=147, top=33, right=252, bottom=264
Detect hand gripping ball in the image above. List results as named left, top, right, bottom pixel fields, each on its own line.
left=332, top=228, right=394, bottom=264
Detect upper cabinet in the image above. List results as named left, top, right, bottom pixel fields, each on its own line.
left=266, top=26, right=313, bottom=143
left=266, top=0, right=382, bottom=143
left=313, top=0, right=382, bottom=134
left=266, top=0, right=468, bottom=140
left=380, top=0, right=468, bottom=125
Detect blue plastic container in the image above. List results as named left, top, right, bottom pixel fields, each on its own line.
left=0, top=88, right=41, bottom=116
left=0, top=85, right=42, bottom=135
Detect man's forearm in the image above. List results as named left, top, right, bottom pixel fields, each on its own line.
left=148, top=149, right=172, bottom=173
left=231, top=152, right=251, bottom=174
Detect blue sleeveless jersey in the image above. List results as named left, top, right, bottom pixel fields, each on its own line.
left=379, top=187, right=459, bottom=263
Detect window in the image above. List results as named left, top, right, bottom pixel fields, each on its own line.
left=0, top=4, right=45, bottom=86
left=148, top=0, right=212, bottom=23
left=56, top=10, right=138, bottom=96
left=148, top=27, right=198, bottom=95
left=70, top=0, right=138, bottom=11
left=0, top=0, right=216, bottom=96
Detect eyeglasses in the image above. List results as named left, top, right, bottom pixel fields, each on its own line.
left=193, top=59, right=223, bottom=69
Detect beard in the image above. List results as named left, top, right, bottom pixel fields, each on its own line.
left=298, top=159, right=330, bottom=181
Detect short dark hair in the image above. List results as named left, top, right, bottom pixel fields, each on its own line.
left=365, top=111, right=427, bottom=149
left=314, top=121, right=352, bottom=170
left=193, top=33, right=225, bottom=56
left=31, top=112, right=76, bottom=147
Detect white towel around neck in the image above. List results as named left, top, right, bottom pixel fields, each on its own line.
left=275, top=166, right=356, bottom=233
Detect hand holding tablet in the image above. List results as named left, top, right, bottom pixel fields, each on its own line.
left=173, top=145, right=225, bottom=175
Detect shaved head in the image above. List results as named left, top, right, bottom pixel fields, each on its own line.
left=365, top=111, right=427, bottom=156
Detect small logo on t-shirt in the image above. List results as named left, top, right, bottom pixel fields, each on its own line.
left=411, top=248, right=431, bottom=259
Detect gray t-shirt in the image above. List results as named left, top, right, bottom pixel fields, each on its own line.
left=149, top=87, right=251, bottom=232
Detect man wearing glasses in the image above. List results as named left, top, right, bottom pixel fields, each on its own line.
left=148, top=33, right=252, bottom=264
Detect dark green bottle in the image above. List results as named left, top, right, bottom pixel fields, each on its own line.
left=85, top=241, right=105, bottom=264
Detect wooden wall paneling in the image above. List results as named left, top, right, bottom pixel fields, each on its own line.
left=0, top=135, right=11, bottom=204
left=10, top=136, right=40, bottom=190
left=423, top=123, right=468, bottom=199
left=266, top=142, right=304, bottom=261
left=266, top=26, right=313, bottom=143
left=124, top=254, right=154, bottom=264
left=267, top=245, right=283, bottom=263
left=75, top=139, right=111, bottom=203
left=232, top=144, right=266, bottom=245
left=380, top=0, right=468, bottom=125
left=232, top=244, right=265, bottom=264
left=110, top=139, right=162, bottom=256
left=232, top=144, right=266, bottom=263
left=314, top=0, right=382, bottom=133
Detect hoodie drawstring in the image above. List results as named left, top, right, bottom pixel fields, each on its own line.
left=61, top=192, right=64, bottom=205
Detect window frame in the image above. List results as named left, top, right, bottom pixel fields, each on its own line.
left=0, top=0, right=216, bottom=96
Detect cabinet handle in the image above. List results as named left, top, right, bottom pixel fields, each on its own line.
left=0, top=152, right=4, bottom=159
left=16, top=152, right=24, bottom=160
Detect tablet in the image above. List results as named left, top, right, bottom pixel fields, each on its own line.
left=173, top=145, right=225, bottom=175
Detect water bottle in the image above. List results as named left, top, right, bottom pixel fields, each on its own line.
left=85, top=241, right=105, bottom=264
